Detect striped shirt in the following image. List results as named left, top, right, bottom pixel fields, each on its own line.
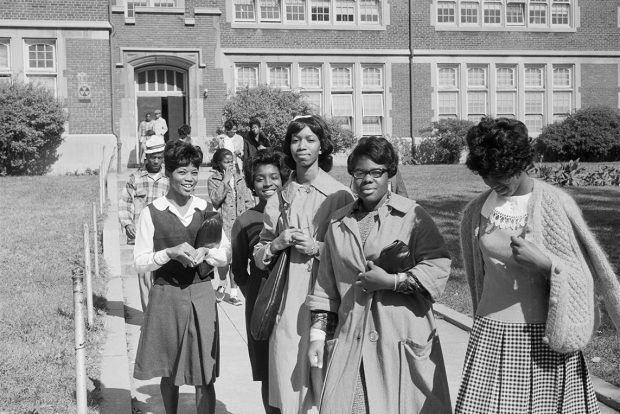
left=118, top=168, right=169, bottom=228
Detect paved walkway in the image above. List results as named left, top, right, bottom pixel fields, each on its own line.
left=101, top=171, right=619, bottom=414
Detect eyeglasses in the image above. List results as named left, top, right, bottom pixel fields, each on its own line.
left=352, top=168, right=388, bottom=179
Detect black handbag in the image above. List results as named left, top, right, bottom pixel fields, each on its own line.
left=250, top=191, right=290, bottom=341
left=195, top=211, right=223, bottom=280
left=373, top=240, right=415, bottom=274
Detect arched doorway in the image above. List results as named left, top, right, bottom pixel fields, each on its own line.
left=135, top=66, right=187, bottom=142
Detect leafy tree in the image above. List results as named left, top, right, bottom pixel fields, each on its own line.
left=221, top=85, right=356, bottom=153
left=0, top=81, right=66, bottom=175
left=535, top=106, right=620, bottom=162
left=417, top=119, right=475, bottom=164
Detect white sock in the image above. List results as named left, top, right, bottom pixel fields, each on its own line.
left=230, top=288, right=238, bottom=298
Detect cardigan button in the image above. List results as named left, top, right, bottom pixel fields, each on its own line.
left=369, top=331, right=379, bottom=342
left=549, top=296, right=558, bottom=305
left=554, top=266, right=561, bottom=275
left=541, top=336, right=550, bottom=344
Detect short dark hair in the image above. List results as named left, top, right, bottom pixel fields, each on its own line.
left=145, top=130, right=156, bottom=137
left=347, top=136, right=398, bottom=178
left=164, top=140, right=203, bottom=175
left=282, top=115, right=333, bottom=172
left=243, top=149, right=289, bottom=190
left=465, top=116, right=535, bottom=177
left=178, top=124, right=191, bottom=137
left=224, top=120, right=237, bottom=131
left=249, top=118, right=261, bottom=128
left=211, top=148, right=233, bottom=172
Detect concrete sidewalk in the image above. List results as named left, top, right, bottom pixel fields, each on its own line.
left=100, top=171, right=619, bottom=413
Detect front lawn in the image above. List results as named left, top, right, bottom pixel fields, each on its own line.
left=0, top=176, right=106, bottom=412
left=332, top=164, right=620, bottom=386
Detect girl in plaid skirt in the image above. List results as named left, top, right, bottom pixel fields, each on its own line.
left=457, top=117, right=620, bottom=414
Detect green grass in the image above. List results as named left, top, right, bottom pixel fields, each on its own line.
left=332, top=164, right=620, bottom=386
left=0, top=176, right=107, bottom=413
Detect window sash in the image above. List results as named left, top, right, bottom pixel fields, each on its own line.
left=285, top=0, right=306, bottom=21
left=552, top=66, right=571, bottom=88
left=362, top=117, right=382, bottom=135
left=506, top=2, right=525, bottom=24
left=362, top=93, right=384, bottom=116
left=496, top=66, right=516, bottom=88
left=27, top=42, right=55, bottom=70
left=331, top=66, right=352, bottom=88
left=331, top=94, right=353, bottom=116
left=335, top=0, right=355, bottom=22
left=496, top=91, right=516, bottom=115
left=529, top=3, right=547, bottom=24
left=438, top=67, right=458, bottom=89
left=269, top=65, right=291, bottom=87
left=300, top=65, right=322, bottom=88
left=524, top=66, right=544, bottom=88
left=468, top=66, right=487, bottom=88
left=260, top=0, right=282, bottom=21
left=460, top=2, right=479, bottom=24
left=437, top=1, right=456, bottom=23
left=28, top=75, right=56, bottom=95
left=553, top=91, right=572, bottom=114
left=362, top=66, right=382, bottom=88
left=359, top=0, right=380, bottom=23
left=0, top=43, right=8, bottom=69
left=525, top=91, right=544, bottom=113
left=483, top=2, right=502, bottom=24
left=551, top=3, right=569, bottom=24
left=236, top=65, right=259, bottom=88
left=311, top=0, right=330, bottom=22
left=467, top=91, right=487, bottom=115
left=303, top=92, right=322, bottom=113
left=234, top=0, right=256, bottom=20
left=438, top=92, right=458, bottom=116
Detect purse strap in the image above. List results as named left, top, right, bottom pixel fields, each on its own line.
left=277, top=190, right=289, bottom=231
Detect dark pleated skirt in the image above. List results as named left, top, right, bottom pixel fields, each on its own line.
left=134, top=282, right=219, bottom=386
left=455, top=316, right=600, bottom=414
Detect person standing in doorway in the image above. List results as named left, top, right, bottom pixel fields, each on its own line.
left=219, top=119, right=245, bottom=174
left=138, top=112, right=154, bottom=163
left=153, top=109, right=168, bottom=141
left=243, top=118, right=271, bottom=162
left=119, top=134, right=169, bottom=312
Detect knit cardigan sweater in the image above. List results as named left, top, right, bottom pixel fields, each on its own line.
left=460, top=179, right=620, bottom=353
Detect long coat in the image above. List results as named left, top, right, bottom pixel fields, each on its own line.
left=306, top=194, right=452, bottom=414
left=207, top=170, right=254, bottom=236
left=254, top=169, right=353, bottom=414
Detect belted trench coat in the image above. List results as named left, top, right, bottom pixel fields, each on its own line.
left=306, top=193, right=452, bottom=414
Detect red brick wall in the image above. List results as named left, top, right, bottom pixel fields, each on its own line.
left=413, top=0, right=620, bottom=51
left=411, top=62, right=433, bottom=136
left=64, top=39, right=112, bottom=134
left=391, top=63, right=412, bottom=137
left=217, top=0, right=410, bottom=50
left=581, top=64, right=619, bottom=109
left=0, top=0, right=108, bottom=21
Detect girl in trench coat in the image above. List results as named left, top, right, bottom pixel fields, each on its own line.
left=253, top=115, right=354, bottom=414
left=306, top=137, right=452, bottom=414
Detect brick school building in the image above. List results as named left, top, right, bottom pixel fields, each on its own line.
left=0, top=0, right=618, bottom=172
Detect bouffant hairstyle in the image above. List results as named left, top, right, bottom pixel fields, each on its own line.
left=177, top=124, right=191, bottom=137
left=249, top=117, right=261, bottom=128
left=347, top=136, right=399, bottom=179
left=224, top=119, right=237, bottom=131
left=465, top=117, right=535, bottom=177
left=282, top=115, right=334, bottom=172
left=243, top=149, right=289, bottom=190
left=211, top=148, right=233, bottom=173
left=164, top=140, right=203, bottom=175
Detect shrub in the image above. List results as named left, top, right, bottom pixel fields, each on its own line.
left=389, top=137, right=415, bottom=165
left=0, top=81, right=66, bottom=175
left=221, top=85, right=313, bottom=152
left=323, top=117, right=357, bottom=154
left=535, top=106, right=620, bottom=162
left=531, top=160, right=620, bottom=187
left=416, top=119, right=475, bottom=164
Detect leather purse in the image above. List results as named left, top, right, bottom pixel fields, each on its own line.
left=250, top=191, right=290, bottom=341
left=195, top=211, right=223, bottom=280
left=373, top=240, right=415, bottom=274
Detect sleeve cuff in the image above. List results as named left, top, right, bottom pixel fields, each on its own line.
left=153, top=250, right=170, bottom=266
left=310, top=328, right=327, bottom=342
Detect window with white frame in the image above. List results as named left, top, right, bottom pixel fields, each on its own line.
left=435, top=62, right=575, bottom=135
left=268, top=64, right=290, bottom=88
left=233, top=0, right=382, bottom=25
left=300, top=64, right=322, bottom=113
left=25, top=40, right=56, bottom=95
left=0, top=41, right=9, bottom=70
left=437, top=65, right=459, bottom=119
left=496, top=65, right=517, bottom=117
left=467, top=65, right=488, bottom=122
left=362, top=66, right=382, bottom=89
left=361, top=65, right=384, bottom=135
left=137, top=68, right=185, bottom=93
left=552, top=65, right=572, bottom=121
left=331, top=65, right=352, bottom=88
left=236, top=64, right=259, bottom=89
left=331, top=94, right=353, bottom=130
left=435, top=0, right=574, bottom=29
left=126, top=0, right=176, bottom=17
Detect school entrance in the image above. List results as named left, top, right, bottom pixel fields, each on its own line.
left=135, top=66, right=187, bottom=142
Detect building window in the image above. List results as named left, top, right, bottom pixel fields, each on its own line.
left=25, top=40, right=56, bottom=95
left=303, top=93, right=323, bottom=113
left=435, top=63, right=574, bottom=135
left=300, top=65, right=322, bottom=88
left=331, top=94, right=353, bottom=130
left=362, top=66, right=382, bottom=88
left=268, top=64, right=290, bottom=88
left=0, top=41, right=9, bottom=70
left=235, top=0, right=256, bottom=20
left=331, top=66, right=352, bottom=88
left=234, top=0, right=382, bottom=25
left=361, top=94, right=383, bottom=135
left=285, top=0, right=306, bottom=21
left=437, top=1, right=456, bottom=23
left=260, top=0, right=282, bottom=21
left=435, top=0, right=573, bottom=29
left=137, top=68, right=185, bottom=93
left=236, top=64, right=259, bottom=89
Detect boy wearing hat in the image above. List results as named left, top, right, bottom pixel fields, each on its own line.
left=119, top=134, right=169, bottom=311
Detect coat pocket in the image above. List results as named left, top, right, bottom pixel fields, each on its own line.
left=398, top=334, right=451, bottom=414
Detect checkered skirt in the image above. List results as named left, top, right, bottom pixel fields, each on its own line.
left=455, top=316, right=600, bottom=414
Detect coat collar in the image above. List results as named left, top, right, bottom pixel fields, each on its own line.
left=137, top=167, right=165, bottom=181
left=283, top=168, right=339, bottom=202
left=331, top=192, right=412, bottom=222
